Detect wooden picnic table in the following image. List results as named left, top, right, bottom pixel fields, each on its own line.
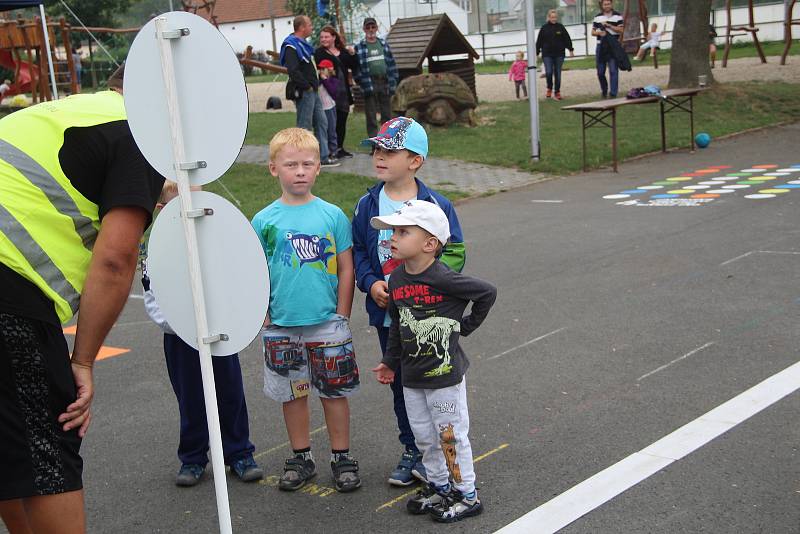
left=562, top=87, right=706, bottom=172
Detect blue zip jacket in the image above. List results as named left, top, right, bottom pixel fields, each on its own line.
left=352, top=178, right=466, bottom=327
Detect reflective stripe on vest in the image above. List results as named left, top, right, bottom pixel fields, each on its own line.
left=0, top=91, right=127, bottom=323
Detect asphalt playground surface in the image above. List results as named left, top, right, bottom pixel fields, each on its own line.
left=14, top=124, right=800, bottom=533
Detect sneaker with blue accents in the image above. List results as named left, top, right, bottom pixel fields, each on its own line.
left=175, top=463, right=204, bottom=487
left=388, top=449, right=421, bottom=486
left=230, top=455, right=264, bottom=482
left=411, top=457, right=427, bottom=483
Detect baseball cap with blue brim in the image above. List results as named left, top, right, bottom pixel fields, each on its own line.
left=361, top=117, right=428, bottom=159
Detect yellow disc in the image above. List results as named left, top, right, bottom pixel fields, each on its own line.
left=759, top=189, right=790, bottom=194
left=667, top=189, right=693, bottom=194
left=750, top=176, right=776, bottom=180
left=665, top=177, right=692, bottom=182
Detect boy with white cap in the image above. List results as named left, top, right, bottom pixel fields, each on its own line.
left=371, top=200, right=496, bottom=523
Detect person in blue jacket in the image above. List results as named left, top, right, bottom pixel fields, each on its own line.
left=352, top=117, right=466, bottom=487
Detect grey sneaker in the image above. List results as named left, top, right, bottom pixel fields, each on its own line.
left=431, top=489, right=483, bottom=523
left=279, top=456, right=316, bottom=491
left=175, top=464, right=204, bottom=487
left=230, top=456, right=264, bottom=482
left=406, top=483, right=448, bottom=515
left=321, top=157, right=341, bottom=167
left=331, top=454, right=361, bottom=493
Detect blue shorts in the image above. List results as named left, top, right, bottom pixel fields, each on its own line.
left=262, top=314, right=360, bottom=402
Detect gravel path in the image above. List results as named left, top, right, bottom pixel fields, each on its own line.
left=246, top=55, right=800, bottom=113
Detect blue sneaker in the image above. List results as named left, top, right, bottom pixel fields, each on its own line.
left=389, top=449, right=420, bottom=486
left=411, top=458, right=427, bottom=483
left=230, top=455, right=264, bottom=482
left=175, top=463, right=204, bottom=487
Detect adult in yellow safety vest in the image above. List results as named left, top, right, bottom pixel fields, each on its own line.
left=0, top=64, right=165, bottom=534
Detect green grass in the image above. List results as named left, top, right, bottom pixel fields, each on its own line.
left=474, top=39, right=800, bottom=74
left=245, top=72, right=289, bottom=83
left=245, top=81, right=800, bottom=176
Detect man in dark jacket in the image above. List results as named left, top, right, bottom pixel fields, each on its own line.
left=280, top=15, right=339, bottom=166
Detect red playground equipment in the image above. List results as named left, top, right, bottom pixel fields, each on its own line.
left=0, top=15, right=79, bottom=103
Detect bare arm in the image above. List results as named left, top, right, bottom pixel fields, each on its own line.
left=59, top=206, right=148, bottom=436
left=336, top=248, right=355, bottom=317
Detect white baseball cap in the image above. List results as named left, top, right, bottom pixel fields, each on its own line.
left=370, top=199, right=450, bottom=245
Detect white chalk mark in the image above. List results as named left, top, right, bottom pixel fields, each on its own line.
left=495, top=359, right=800, bottom=534
left=721, top=250, right=800, bottom=266
left=720, top=250, right=755, bottom=266
left=487, top=328, right=566, bottom=361
left=637, top=342, right=715, bottom=382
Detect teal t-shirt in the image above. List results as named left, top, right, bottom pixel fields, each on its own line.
left=251, top=197, right=352, bottom=327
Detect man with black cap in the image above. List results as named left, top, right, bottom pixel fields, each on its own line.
left=354, top=18, right=399, bottom=138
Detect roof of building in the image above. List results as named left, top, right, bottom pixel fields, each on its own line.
left=192, top=0, right=292, bottom=25
left=386, top=14, right=479, bottom=71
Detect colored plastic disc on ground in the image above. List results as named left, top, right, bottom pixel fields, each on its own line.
left=749, top=176, right=776, bottom=180
left=740, top=169, right=764, bottom=173
left=699, top=181, right=725, bottom=185
left=651, top=194, right=680, bottom=199
left=653, top=181, right=678, bottom=185
left=715, top=176, right=741, bottom=181
left=759, top=189, right=790, bottom=194
left=752, top=164, right=778, bottom=169
left=728, top=172, right=753, bottom=176
left=777, top=168, right=800, bottom=172
left=603, top=194, right=630, bottom=199
left=638, top=185, right=664, bottom=190
left=738, top=180, right=767, bottom=185
left=763, top=172, right=790, bottom=176
left=722, top=184, right=751, bottom=189
left=667, top=189, right=693, bottom=194
left=788, top=180, right=800, bottom=184
left=621, top=189, right=648, bottom=194
left=744, top=194, right=776, bottom=199
left=666, top=177, right=693, bottom=181
left=690, top=194, right=720, bottom=199
left=707, top=189, right=735, bottom=194
left=775, top=184, right=800, bottom=188
left=695, top=169, right=718, bottom=174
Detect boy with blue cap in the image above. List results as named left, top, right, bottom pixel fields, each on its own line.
left=351, top=117, right=466, bottom=486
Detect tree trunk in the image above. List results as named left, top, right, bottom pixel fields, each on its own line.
left=668, top=0, right=714, bottom=88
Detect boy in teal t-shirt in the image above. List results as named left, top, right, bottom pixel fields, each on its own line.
left=251, top=128, right=360, bottom=493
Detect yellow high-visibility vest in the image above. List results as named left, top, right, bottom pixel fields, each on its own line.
left=0, top=91, right=128, bottom=323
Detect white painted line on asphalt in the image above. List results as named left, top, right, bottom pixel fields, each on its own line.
left=531, top=200, right=564, bottom=203
left=720, top=250, right=755, bottom=266
left=495, top=359, right=800, bottom=534
left=637, top=342, right=715, bottom=382
left=720, top=250, right=800, bottom=266
left=487, top=328, right=566, bottom=361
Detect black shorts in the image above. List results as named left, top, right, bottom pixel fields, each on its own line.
left=0, top=313, right=83, bottom=500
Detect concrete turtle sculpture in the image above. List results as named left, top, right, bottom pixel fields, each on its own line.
left=391, top=73, right=477, bottom=127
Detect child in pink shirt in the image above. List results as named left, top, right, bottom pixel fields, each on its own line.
left=508, top=52, right=527, bottom=99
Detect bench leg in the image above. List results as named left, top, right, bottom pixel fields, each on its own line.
left=582, top=111, right=588, bottom=172
left=611, top=108, right=618, bottom=173
left=660, top=99, right=667, bottom=153
left=689, top=96, right=695, bottom=152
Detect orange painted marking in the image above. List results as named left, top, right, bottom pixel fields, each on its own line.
left=695, top=169, right=718, bottom=174
left=753, top=164, right=778, bottom=169
left=62, top=327, right=130, bottom=361
left=690, top=194, right=720, bottom=199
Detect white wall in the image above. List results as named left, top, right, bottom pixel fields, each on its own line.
left=217, top=16, right=295, bottom=54
left=353, top=0, right=469, bottom=38
left=468, top=3, right=789, bottom=62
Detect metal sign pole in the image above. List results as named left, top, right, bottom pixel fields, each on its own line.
left=525, top=0, right=540, bottom=161
left=38, top=3, right=59, bottom=100
left=154, top=17, right=232, bottom=534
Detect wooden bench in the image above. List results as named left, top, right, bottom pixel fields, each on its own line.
left=561, top=87, right=705, bottom=172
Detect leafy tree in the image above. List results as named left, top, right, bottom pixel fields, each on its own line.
left=49, top=0, right=135, bottom=28
left=668, top=0, right=714, bottom=87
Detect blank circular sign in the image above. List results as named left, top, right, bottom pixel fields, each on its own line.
left=124, top=11, right=247, bottom=185
left=148, top=192, right=270, bottom=355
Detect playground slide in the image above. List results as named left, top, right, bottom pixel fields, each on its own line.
left=0, top=49, right=33, bottom=96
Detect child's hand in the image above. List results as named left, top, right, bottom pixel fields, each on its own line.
left=370, top=280, right=389, bottom=308
left=372, top=363, right=395, bottom=384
